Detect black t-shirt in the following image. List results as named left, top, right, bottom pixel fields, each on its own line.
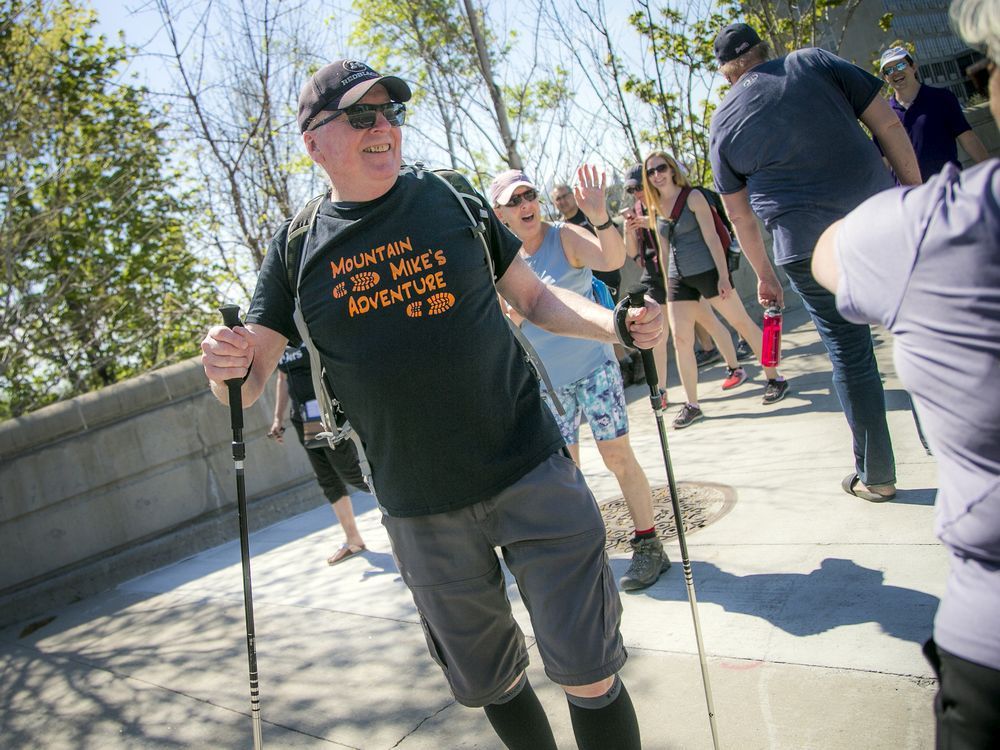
left=247, top=167, right=564, bottom=516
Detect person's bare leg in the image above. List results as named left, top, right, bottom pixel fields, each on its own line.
left=696, top=299, right=739, bottom=368
left=594, top=434, right=654, bottom=530
left=708, top=293, right=782, bottom=380
left=330, top=495, right=365, bottom=549
left=669, top=300, right=700, bottom=406
left=694, top=321, right=714, bottom=352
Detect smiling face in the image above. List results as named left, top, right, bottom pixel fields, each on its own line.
left=495, top=186, right=542, bottom=240
left=644, top=156, right=673, bottom=193
left=882, top=58, right=918, bottom=93
left=302, top=83, right=402, bottom=201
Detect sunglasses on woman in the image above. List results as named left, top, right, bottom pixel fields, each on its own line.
left=625, top=186, right=642, bottom=195
left=646, top=163, right=670, bottom=177
left=881, top=61, right=907, bottom=76
left=309, top=102, right=407, bottom=131
left=505, top=189, right=538, bottom=207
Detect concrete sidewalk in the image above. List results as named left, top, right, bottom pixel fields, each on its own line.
left=1, top=306, right=943, bottom=749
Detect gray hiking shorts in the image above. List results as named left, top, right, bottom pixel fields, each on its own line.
left=381, top=451, right=626, bottom=707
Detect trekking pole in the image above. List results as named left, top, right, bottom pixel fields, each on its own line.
left=626, top=287, right=720, bottom=750
left=219, top=304, right=264, bottom=750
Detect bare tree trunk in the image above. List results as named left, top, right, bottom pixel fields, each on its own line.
left=460, top=0, right=523, bottom=169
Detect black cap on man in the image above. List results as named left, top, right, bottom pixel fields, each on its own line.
left=298, top=59, right=411, bottom=132
left=713, top=23, right=763, bottom=63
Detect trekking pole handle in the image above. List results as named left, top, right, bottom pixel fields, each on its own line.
left=626, top=286, right=659, bottom=391
left=219, top=304, right=246, bottom=388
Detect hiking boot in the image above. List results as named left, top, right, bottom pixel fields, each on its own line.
left=672, top=403, right=703, bottom=429
left=722, top=367, right=748, bottom=390
left=619, top=536, right=672, bottom=591
left=762, top=378, right=789, bottom=404
left=735, top=338, right=754, bottom=362
left=696, top=348, right=722, bottom=368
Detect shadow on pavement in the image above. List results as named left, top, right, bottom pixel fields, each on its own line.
left=621, top=557, right=938, bottom=645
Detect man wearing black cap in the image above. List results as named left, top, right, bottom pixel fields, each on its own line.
left=201, top=58, right=663, bottom=750
left=708, top=24, right=921, bottom=502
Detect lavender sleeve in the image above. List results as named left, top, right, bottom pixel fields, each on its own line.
left=834, top=186, right=918, bottom=328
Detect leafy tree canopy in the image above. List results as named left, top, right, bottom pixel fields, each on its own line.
left=0, top=0, right=219, bottom=418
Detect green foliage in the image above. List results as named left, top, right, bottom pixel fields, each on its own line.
left=625, top=3, right=730, bottom=184
left=0, top=0, right=218, bottom=418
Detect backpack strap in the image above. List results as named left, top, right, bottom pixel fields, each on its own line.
left=422, top=166, right=565, bottom=415
left=285, top=194, right=324, bottom=293
left=283, top=193, right=376, bottom=496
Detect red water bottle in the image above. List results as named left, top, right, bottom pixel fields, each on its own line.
left=761, top=306, right=782, bottom=367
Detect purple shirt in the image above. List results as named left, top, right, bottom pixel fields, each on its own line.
left=835, top=160, right=1000, bottom=670
left=879, top=84, right=973, bottom=182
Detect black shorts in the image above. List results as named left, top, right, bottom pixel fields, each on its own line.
left=291, top=420, right=366, bottom=501
left=667, top=267, right=730, bottom=303
left=924, top=638, right=1000, bottom=747
left=640, top=269, right=667, bottom=305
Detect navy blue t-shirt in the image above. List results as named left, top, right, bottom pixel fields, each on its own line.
left=876, top=85, right=973, bottom=182
left=246, top=167, right=564, bottom=517
left=710, top=48, right=893, bottom=265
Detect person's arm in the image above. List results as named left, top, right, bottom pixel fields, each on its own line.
left=957, top=130, right=989, bottom=164
left=268, top=369, right=289, bottom=443
left=811, top=219, right=844, bottom=294
left=860, top=97, right=921, bottom=186
left=560, top=221, right=626, bottom=271
left=496, top=253, right=664, bottom=350
left=719, top=188, right=784, bottom=308
left=201, top=322, right=288, bottom=406
left=564, top=164, right=626, bottom=271
left=688, top=190, right=732, bottom=299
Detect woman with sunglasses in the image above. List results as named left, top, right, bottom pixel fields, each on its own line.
left=643, top=151, right=789, bottom=429
left=623, top=163, right=734, bottom=404
left=490, top=166, right=671, bottom=593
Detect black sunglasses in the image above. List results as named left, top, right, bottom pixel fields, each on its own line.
left=625, top=186, right=641, bottom=194
left=646, top=163, right=670, bottom=178
left=505, top=189, right=538, bottom=207
left=309, top=102, right=407, bottom=131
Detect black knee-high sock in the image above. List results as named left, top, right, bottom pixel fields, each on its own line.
left=567, top=676, right=641, bottom=750
left=482, top=674, right=558, bottom=750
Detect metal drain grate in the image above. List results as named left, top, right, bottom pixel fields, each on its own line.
left=599, top=482, right=736, bottom=553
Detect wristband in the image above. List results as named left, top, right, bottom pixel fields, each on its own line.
left=593, top=217, right=614, bottom=231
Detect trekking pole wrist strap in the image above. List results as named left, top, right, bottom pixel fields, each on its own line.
left=613, top=298, right=636, bottom=349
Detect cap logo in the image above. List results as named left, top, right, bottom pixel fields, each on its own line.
left=344, top=60, right=368, bottom=72
left=735, top=41, right=750, bottom=55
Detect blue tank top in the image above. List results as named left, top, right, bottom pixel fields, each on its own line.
left=519, top=223, right=615, bottom=388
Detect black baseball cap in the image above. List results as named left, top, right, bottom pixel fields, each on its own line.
left=624, top=164, right=644, bottom=190
left=298, top=59, right=411, bottom=132
left=713, top=23, right=763, bottom=64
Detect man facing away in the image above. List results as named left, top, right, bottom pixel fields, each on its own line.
left=200, top=59, right=663, bottom=750
left=876, top=45, right=989, bottom=183
left=709, top=23, right=921, bottom=503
